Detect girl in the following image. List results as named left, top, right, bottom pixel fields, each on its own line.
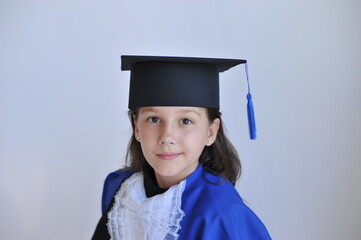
left=92, top=56, right=271, bottom=239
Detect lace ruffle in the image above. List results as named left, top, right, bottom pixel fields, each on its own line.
left=107, top=172, right=186, bottom=240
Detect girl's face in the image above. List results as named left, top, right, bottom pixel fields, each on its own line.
left=134, top=106, right=220, bottom=188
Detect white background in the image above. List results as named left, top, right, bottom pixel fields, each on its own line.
left=1, top=0, right=361, bottom=239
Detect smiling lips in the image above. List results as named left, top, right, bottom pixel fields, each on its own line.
left=156, top=153, right=181, bottom=160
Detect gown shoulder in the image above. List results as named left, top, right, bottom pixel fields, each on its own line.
left=178, top=167, right=271, bottom=240
left=101, top=169, right=135, bottom=213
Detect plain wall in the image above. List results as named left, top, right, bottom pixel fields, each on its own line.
left=1, top=0, right=361, bottom=239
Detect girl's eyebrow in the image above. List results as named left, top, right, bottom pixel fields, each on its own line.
left=180, top=109, right=202, bottom=117
left=140, top=107, right=157, bottom=114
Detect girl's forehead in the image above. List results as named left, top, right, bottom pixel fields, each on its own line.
left=139, top=106, right=207, bottom=116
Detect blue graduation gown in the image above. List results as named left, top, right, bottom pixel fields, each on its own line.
left=99, top=164, right=271, bottom=240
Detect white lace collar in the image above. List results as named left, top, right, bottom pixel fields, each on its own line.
left=107, top=172, right=186, bottom=240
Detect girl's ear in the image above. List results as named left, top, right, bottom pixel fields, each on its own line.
left=133, top=115, right=140, bottom=142
left=207, top=118, right=220, bottom=146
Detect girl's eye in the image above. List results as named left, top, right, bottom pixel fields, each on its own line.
left=147, top=117, right=160, bottom=123
left=180, top=118, right=193, bottom=125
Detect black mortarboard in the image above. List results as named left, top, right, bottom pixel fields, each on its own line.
left=121, top=55, right=257, bottom=140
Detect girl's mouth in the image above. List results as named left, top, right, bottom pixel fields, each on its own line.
left=156, top=153, right=181, bottom=160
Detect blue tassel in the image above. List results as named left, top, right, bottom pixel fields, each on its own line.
left=247, top=93, right=257, bottom=140
left=244, top=63, right=257, bottom=140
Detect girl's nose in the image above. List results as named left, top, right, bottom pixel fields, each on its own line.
left=159, top=124, right=176, bottom=145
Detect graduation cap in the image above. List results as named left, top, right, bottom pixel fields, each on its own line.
left=121, top=55, right=257, bottom=140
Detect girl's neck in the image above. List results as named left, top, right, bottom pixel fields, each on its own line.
left=154, top=162, right=200, bottom=189
left=155, top=174, right=181, bottom=189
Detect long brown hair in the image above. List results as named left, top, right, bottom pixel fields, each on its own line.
left=125, top=108, right=241, bottom=185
